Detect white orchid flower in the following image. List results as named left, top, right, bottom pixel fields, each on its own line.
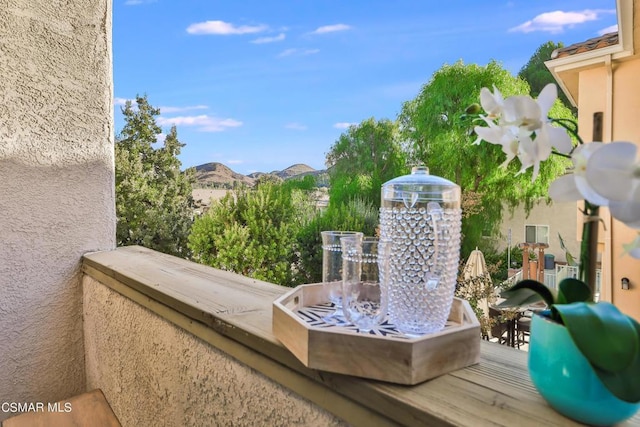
left=548, top=142, right=610, bottom=205
left=473, top=119, right=523, bottom=170
left=475, top=83, right=571, bottom=180
left=516, top=123, right=572, bottom=181
left=536, top=83, right=558, bottom=122
left=500, top=83, right=557, bottom=131
left=501, top=95, right=542, bottom=131
left=473, top=116, right=508, bottom=145
left=538, top=122, right=573, bottom=154
left=479, top=85, right=504, bottom=118
left=586, top=141, right=639, bottom=201
left=473, top=122, right=522, bottom=171
left=622, top=233, right=640, bottom=259
left=517, top=132, right=551, bottom=180
left=586, top=142, right=640, bottom=229
left=609, top=200, right=640, bottom=229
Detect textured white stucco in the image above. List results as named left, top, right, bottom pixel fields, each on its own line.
left=0, top=0, right=114, bottom=419
left=83, top=276, right=347, bottom=427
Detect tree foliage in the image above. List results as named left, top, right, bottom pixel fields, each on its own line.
left=188, top=181, right=316, bottom=286
left=115, top=95, right=195, bottom=256
left=398, top=60, right=573, bottom=257
left=518, top=41, right=576, bottom=113
left=326, top=117, right=408, bottom=209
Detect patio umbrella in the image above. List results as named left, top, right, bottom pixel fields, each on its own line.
left=463, top=247, right=489, bottom=280
left=461, top=247, right=494, bottom=321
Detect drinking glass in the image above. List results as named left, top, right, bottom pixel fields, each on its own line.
left=341, top=237, right=390, bottom=332
left=321, top=231, right=363, bottom=323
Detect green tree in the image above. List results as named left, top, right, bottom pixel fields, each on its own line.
left=326, top=118, right=408, bottom=209
left=518, top=41, right=576, bottom=113
left=115, top=95, right=195, bottom=256
left=295, top=197, right=379, bottom=284
left=398, top=60, right=573, bottom=257
left=188, top=182, right=315, bottom=286
left=297, top=118, right=407, bottom=283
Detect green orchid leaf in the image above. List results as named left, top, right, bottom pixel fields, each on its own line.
left=565, top=252, right=576, bottom=267
left=558, top=233, right=578, bottom=267
left=496, top=289, right=543, bottom=309
left=498, top=279, right=554, bottom=308
left=592, top=316, right=640, bottom=403
left=553, top=302, right=639, bottom=375
left=556, top=278, right=592, bottom=304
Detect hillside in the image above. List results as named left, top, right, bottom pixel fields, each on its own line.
left=194, top=162, right=326, bottom=188
left=273, top=163, right=316, bottom=179
left=194, top=162, right=255, bottom=188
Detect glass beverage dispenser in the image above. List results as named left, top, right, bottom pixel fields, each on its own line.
left=379, top=166, right=462, bottom=335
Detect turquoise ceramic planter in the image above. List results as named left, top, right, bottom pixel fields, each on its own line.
left=529, top=314, right=640, bottom=426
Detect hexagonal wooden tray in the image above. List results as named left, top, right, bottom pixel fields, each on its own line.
left=272, top=283, right=480, bottom=385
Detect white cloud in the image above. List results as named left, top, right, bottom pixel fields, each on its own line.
left=598, top=24, right=618, bottom=36
left=227, top=159, right=244, bottom=165
left=334, top=122, right=356, bottom=129
left=285, top=122, right=308, bottom=131
left=310, top=24, right=351, bottom=34
left=278, top=48, right=297, bottom=57
left=159, top=105, right=208, bottom=114
left=277, top=48, right=320, bottom=58
left=115, top=99, right=210, bottom=116
left=187, top=20, right=267, bottom=35
left=251, top=33, right=286, bottom=44
left=157, top=115, right=243, bottom=132
left=155, top=132, right=166, bottom=143
left=509, top=9, right=615, bottom=34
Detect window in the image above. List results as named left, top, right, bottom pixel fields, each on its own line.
left=525, top=225, right=549, bottom=244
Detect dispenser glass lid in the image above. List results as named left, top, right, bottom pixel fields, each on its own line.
left=381, top=166, right=460, bottom=204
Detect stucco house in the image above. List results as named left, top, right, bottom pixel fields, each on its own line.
left=494, top=200, right=579, bottom=265
left=544, top=0, right=640, bottom=320
left=492, top=0, right=639, bottom=322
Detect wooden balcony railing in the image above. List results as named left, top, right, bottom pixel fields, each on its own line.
left=82, top=246, right=640, bottom=426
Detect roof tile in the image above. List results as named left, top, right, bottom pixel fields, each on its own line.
left=551, top=32, right=619, bottom=59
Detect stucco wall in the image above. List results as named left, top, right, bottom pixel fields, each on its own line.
left=83, top=276, right=347, bottom=427
left=576, top=61, right=640, bottom=320
left=608, top=59, right=640, bottom=319
left=0, top=0, right=114, bottom=418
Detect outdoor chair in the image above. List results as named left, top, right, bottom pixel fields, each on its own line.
left=516, top=315, right=531, bottom=348
left=488, top=306, right=511, bottom=346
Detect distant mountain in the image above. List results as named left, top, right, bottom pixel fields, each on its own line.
left=194, top=162, right=254, bottom=188
left=273, top=163, right=316, bottom=179
left=193, top=162, right=327, bottom=188
left=245, top=171, right=279, bottom=181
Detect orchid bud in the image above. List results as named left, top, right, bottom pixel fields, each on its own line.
left=465, top=103, right=481, bottom=114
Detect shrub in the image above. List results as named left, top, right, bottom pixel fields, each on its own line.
left=189, top=183, right=303, bottom=286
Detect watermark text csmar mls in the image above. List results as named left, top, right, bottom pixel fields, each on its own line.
left=1, top=401, right=72, bottom=413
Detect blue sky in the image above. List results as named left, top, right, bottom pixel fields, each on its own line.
left=113, top=1, right=618, bottom=174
